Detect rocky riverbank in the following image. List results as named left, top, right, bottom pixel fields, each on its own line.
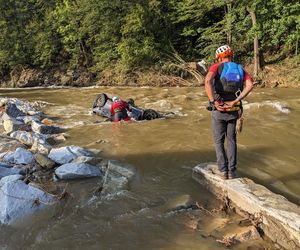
left=1, top=57, right=299, bottom=88
left=193, top=164, right=300, bottom=249
left=0, top=97, right=137, bottom=225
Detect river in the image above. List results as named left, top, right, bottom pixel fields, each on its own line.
left=0, top=87, right=299, bottom=250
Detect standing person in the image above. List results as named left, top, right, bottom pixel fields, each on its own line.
left=204, top=45, right=254, bottom=180
left=110, top=96, right=132, bottom=122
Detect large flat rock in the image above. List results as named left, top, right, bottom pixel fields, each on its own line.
left=193, top=163, right=300, bottom=250
left=0, top=180, right=55, bottom=225
left=0, top=135, right=25, bottom=153
left=49, top=146, right=94, bottom=165
left=55, top=163, right=102, bottom=180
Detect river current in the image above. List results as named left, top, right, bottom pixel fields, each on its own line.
left=0, top=87, right=299, bottom=250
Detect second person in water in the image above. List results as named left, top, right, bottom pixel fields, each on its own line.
left=110, top=96, right=132, bottom=122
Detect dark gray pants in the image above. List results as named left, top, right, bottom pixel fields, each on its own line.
left=211, top=111, right=238, bottom=173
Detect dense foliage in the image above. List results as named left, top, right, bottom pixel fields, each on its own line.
left=0, top=0, right=299, bottom=77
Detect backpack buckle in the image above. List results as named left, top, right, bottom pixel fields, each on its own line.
left=235, top=90, right=241, bottom=97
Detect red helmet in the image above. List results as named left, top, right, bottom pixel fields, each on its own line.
left=215, top=45, right=234, bottom=59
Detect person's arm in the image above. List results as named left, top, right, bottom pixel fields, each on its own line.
left=110, top=103, right=115, bottom=116
left=225, top=75, right=254, bottom=108
left=205, top=71, right=226, bottom=111
left=123, top=101, right=131, bottom=112
left=204, top=71, right=216, bottom=103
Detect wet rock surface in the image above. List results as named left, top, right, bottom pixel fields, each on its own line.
left=0, top=97, right=138, bottom=225
left=193, top=163, right=300, bottom=249
left=0, top=180, right=55, bottom=225
left=55, top=162, right=102, bottom=180
left=48, top=146, right=94, bottom=165
left=101, top=160, right=136, bottom=194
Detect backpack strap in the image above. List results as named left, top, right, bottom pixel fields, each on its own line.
left=220, top=62, right=228, bottom=79
left=237, top=64, right=244, bottom=80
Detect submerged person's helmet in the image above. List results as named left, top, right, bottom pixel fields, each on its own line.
left=112, top=96, right=121, bottom=103
left=215, top=45, right=234, bottom=59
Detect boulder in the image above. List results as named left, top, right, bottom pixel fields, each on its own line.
left=21, top=115, right=41, bottom=124
left=49, top=133, right=68, bottom=143
left=72, top=156, right=102, bottom=166
left=0, top=162, right=13, bottom=168
left=0, top=167, right=24, bottom=178
left=193, top=164, right=300, bottom=250
left=55, top=163, right=102, bottom=180
left=2, top=152, right=15, bottom=164
left=31, top=120, right=62, bottom=135
left=102, top=160, right=136, bottom=193
left=0, top=180, right=55, bottom=225
left=107, top=160, right=136, bottom=179
left=10, top=131, right=47, bottom=147
left=2, top=114, right=26, bottom=134
left=48, top=146, right=94, bottom=165
left=31, top=138, right=52, bottom=155
left=14, top=147, right=34, bottom=165
left=4, top=103, right=26, bottom=118
left=34, top=153, right=56, bottom=169
left=0, top=174, right=23, bottom=185
left=0, top=97, right=37, bottom=115
left=0, top=135, right=25, bottom=153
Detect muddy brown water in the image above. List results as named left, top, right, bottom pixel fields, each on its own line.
left=0, top=87, right=299, bottom=250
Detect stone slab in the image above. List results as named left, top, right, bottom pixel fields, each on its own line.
left=55, top=163, right=102, bottom=180
left=193, top=163, right=300, bottom=250
left=0, top=180, right=55, bottom=225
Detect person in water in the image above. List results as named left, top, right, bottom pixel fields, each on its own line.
left=204, top=45, right=254, bottom=179
left=110, top=96, right=132, bottom=122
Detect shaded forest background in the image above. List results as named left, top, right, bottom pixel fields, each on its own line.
left=0, top=0, right=299, bottom=87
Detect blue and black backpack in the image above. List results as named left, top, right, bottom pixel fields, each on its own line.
left=214, top=62, right=244, bottom=94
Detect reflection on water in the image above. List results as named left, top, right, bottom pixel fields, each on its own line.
left=1, top=87, right=299, bottom=249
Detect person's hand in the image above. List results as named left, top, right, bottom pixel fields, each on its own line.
left=224, top=100, right=239, bottom=108
left=214, top=100, right=226, bottom=111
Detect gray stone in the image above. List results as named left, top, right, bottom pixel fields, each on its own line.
left=10, top=131, right=47, bottom=147
left=34, top=153, right=56, bottom=169
left=0, top=135, right=25, bottom=153
left=0, top=162, right=13, bottom=168
left=48, top=146, right=94, bottom=165
left=2, top=152, right=15, bottom=164
left=72, top=156, right=102, bottom=166
left=14, top=147, right=34, bottom=165
left=0, top=180, right=55, bottom=225
left=0, top=174, right=23, bottom=185
left=2, top=115, right=26, bottom=134
left=0, top=167, right=23, bottom=178
left=4, top=103, right=26, bottom=118
left=103, top=175, right=129, bottom=193
left=193, top=164, right=300, bottom=250
left=0, top=97, right=38, bottom=116
left=31, top=138, right=52, bottom=155
left=107, top=160, right=136, bottom=179
left=49, top=133, right=68, bottom=142
left=21, top=115, right=41, bottom=124
left=102, top=161, right=136, bottom=193
left=55, top=163, right=102, bottom=180
left=31, top=120, right=62, bottom=135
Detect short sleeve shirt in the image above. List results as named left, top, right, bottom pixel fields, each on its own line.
left=208, top=62, right=252, bottom=81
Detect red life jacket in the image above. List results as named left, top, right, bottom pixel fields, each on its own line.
left=110, top=101, right=130, bottom=116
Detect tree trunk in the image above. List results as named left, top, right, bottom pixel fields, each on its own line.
left=224, top=2, right=232, bottom=45
left=296, top=34, right=299, bottom=56
left=247, top=7, right=264, bottom=77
